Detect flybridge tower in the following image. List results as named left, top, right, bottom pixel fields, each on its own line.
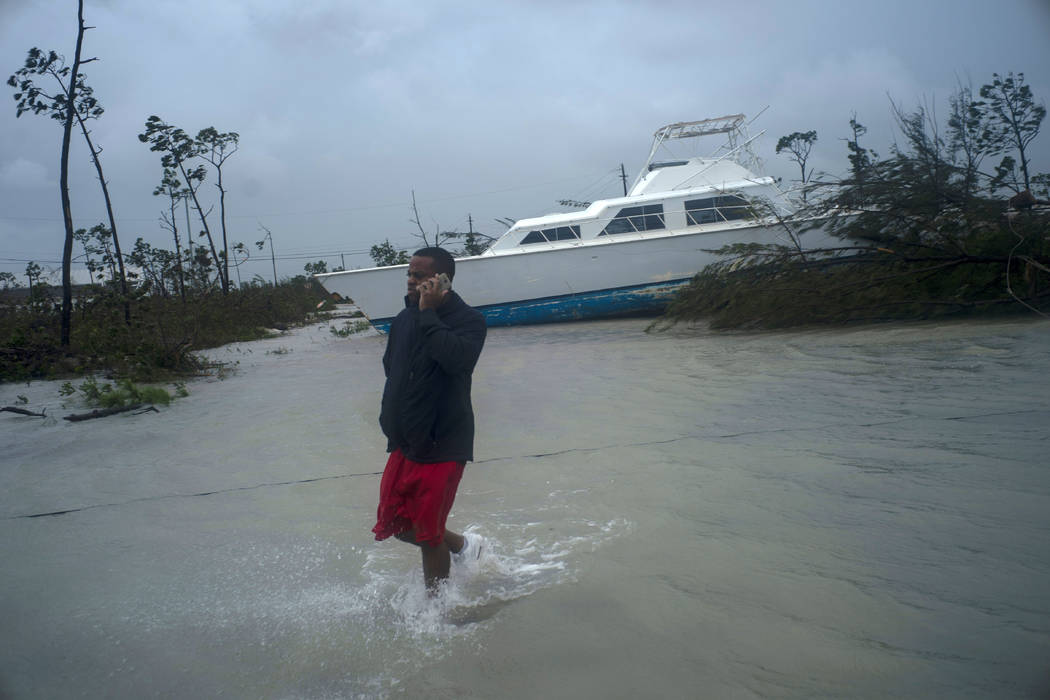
left=631, top=114, right=765, bottom=194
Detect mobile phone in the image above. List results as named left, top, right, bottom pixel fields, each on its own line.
left=435, top=272, right=452, bottom=292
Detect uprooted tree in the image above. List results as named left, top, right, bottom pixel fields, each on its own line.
left=659, top=71, right=1048, bottom=330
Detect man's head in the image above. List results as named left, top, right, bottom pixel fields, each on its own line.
left=413, top=247, right=455, bottom=279
left=406, top=246, right=455, bottom=303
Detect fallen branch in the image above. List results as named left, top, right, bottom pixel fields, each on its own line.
left=63, top=403, right=155, bottom=422
left=1, top=406, right=46, bottom=417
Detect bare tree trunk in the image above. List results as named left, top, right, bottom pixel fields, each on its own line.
left=410, top=190, right=431, bottom=246
left=58, top=0, right=88, bottom=347
left=74, top=113, right=130, bottom=323
left=178, top=160, right=225, bottom=294
left=217, top=167, right=230, bottom=292
left=166, top=201, right=186, bottom=302
left=64, top=403, right=157, bottom=422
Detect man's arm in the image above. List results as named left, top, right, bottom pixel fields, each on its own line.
left=418, top=309, right=486, bottom=375
left=382, top=326, right=393, bottom=377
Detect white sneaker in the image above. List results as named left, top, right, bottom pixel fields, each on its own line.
left=453, top=534, right=483, bottom=564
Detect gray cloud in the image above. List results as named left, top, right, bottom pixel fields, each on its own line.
left=2, top=0, right=1048, bottom=281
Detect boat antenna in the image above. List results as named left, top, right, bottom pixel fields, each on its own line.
left=746, top=106, right=769, bottom=127
left=619, top=163, right=628, bottom=196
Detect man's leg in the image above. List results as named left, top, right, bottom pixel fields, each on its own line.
left=395, top=528, right=463, bottom=550
left=395, top=528, right=465, bottom=593
left=388, top=458, right=466, bottom=593
left=420, top=540, right=451, bottom=592
left=444, top=530, right=465, bottom=555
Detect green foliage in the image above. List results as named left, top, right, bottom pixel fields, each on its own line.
left=23, top=261, right=43, bottom=296
left=1, top=279, right=328, bottom=382
left=659, top=72, right=1048, bottom=331
left=775, top=130, right=817, bottom=201
left=138, top=115, right=229, bottom=292
left=7, top=47, right=103, bottom=124
left=74, top=376, right=178, bottom=408
left=195, top=126, right=239, bottom=293
left=304, top=260, right=328, bottom=276
left=330, top=320, right=373, bottom=337
left=75, top=224, right=118, bottom=284
left=979, top=72, right=1046, bottom=192
left=196, top=127, right=238, bottom=163
left=138, top=116, right=200, bottom=173
left=128, top=237, right=180, bottom=296
left=461, top=231, right=489, bottom=256
left=947, top=81, right=997, bottom=201
left=370, top=239, right=410, bottom=267
left=1033, top=174, right=1050, bottom=200
left=844, top=115, right=877, bottom=199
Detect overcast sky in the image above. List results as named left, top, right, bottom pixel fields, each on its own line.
left=2, top=0, right=1049, bottom=284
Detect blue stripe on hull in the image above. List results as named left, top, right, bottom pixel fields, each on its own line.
left=369, top=279, right=690, bottom=332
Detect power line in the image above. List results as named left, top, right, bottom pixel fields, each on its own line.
left=0, top=170, right=612, bottom=223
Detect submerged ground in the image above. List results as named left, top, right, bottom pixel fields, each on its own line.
left=2, top=315, right=1048, bottom=698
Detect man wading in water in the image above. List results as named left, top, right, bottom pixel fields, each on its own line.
left=372, top=247, right=487, bottom=593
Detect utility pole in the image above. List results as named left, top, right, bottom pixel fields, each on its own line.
left=258, top=224, right=278, bottom=286
left=620, top=163, right=629, bottom=196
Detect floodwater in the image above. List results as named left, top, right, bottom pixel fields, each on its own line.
left=1, top=313, right=1048, bottom=699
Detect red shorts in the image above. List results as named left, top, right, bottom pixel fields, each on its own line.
left=372, top=449, right=465, bottom=546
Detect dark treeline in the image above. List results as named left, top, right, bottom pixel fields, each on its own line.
left=659, top=72, right=1049, bottom=330
left=1, top=279, right=327, bottom=382
left=2, top=2, right=333, bottom=383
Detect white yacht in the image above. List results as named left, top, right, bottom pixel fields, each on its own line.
left=316, top=115, right=833, bottom=331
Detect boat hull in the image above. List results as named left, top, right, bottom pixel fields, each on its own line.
left=315, top=221, right=833, bottom=331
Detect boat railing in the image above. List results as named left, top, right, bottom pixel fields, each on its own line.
left=631, top=114, right=763, bottom=193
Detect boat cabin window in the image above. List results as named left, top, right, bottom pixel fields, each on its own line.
left=519, top=230, right=546, bottom=244
left=685, top=196, right=755, bottom=225
left=519, top=225, right=580, bottom=245
left=598, top=204, right=665, bottom=236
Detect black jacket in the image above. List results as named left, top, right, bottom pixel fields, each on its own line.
left=379, top=291, right=487, bottom=463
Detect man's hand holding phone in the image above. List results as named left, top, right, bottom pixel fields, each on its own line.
left=418, top=272, right=451, bottom=310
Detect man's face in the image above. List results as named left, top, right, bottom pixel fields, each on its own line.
left=406, top=255, right=437, bottom=303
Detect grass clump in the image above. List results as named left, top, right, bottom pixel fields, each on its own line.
left=60, top=376, right=186, bottom=409
left=330, top=319, right=373, bottom=337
